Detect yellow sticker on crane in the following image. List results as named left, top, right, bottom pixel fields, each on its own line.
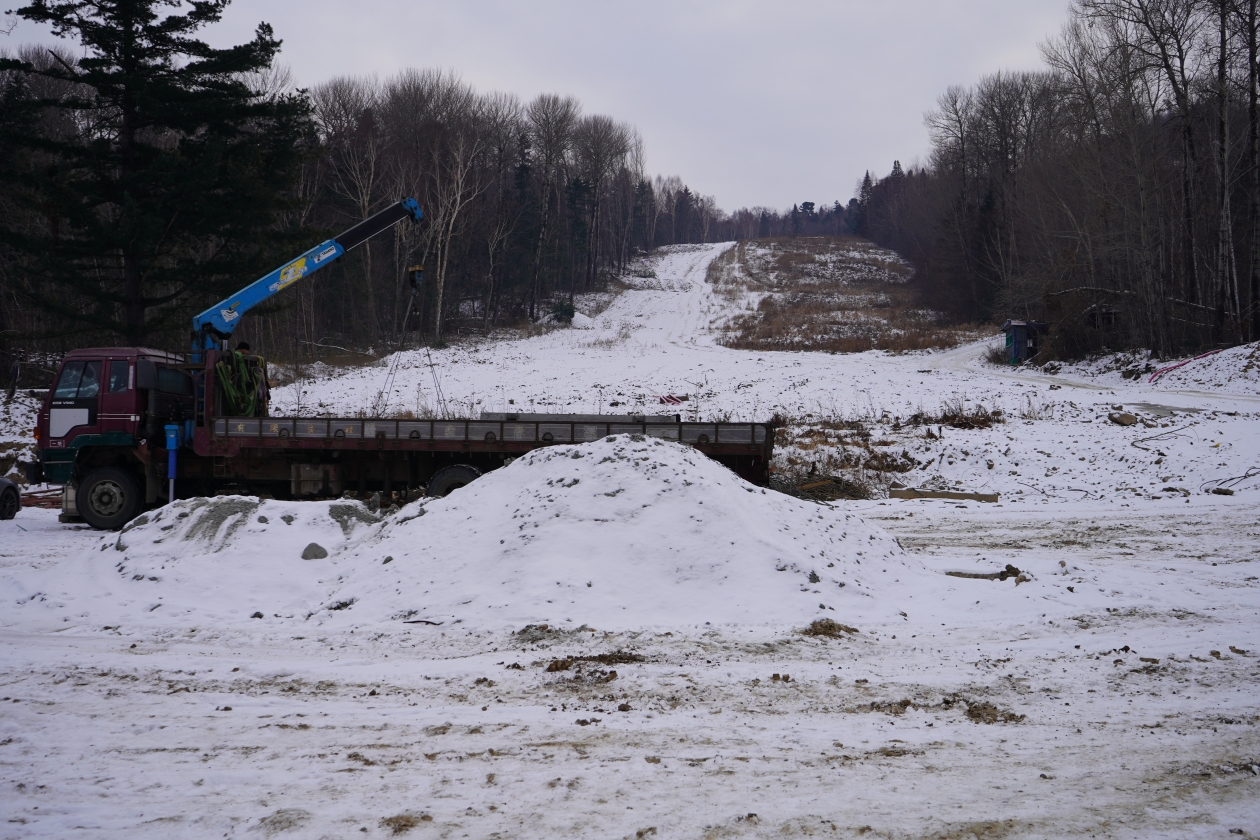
left=271, top=257, right=308, bottom=293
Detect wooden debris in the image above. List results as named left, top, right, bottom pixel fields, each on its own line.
left=889, top=488, right=999, bottom=502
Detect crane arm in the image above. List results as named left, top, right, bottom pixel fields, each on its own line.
left=191, top=198, right=422, bottom=355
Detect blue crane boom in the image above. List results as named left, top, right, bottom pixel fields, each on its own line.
left=190, top=198, right=423, bottom=358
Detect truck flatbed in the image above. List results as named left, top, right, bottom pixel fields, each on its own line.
left=29, top=197, right=775, bottom=529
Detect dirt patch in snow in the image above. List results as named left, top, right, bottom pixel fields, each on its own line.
left=801, top=618, right=860, bottom=637
left=545, top=650, right=646, bottom=671
left=256, top=808, right=311, bottom=835
left=380, top=813, right=431, bottom=834
left=965, top=700, right=1027, bottom=724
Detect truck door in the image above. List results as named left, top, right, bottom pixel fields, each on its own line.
left=48, top=360, right=102, bottom=445
left=98, top=359, right=135, bottom=435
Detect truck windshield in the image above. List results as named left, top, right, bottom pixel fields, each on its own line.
left=53, top=361, right=101, bottom=399
left=53, top=362, right=84, bottom=398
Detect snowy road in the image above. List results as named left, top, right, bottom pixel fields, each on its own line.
left=2, top=243, right=1259, bottom=838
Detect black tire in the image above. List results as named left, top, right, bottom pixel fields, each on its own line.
left=0, top=487, right=18, bottom=520
left=426, top=464, right=482, bottom=498
left=79, top=467, right=142, bottom=530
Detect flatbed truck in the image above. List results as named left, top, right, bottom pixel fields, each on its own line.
left=25, top=200, right=775, bottom=529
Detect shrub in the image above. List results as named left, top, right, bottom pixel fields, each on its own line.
left=551, top=301, right=576, bottom=324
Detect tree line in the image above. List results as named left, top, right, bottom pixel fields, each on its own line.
left=855, top=0, right=1260, bottom=358
left=1, top=0, right=828, bottom=368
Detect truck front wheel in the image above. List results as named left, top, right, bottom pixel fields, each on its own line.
left=79, top=467, right=142, bottom=530
left=426, top=464, right=482, bottom=497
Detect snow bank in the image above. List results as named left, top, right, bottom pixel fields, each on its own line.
left=1, top=390, right=38, bottom=480
left=2, top=494, right=371, bottom=628
left=1046, top=341, right=1260, bottom=395
left=2, top=435, right=921, bottom=631
left=1149, top=342, right=1260, bottom=393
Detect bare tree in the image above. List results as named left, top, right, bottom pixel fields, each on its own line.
left=313, top=75, right=386, bottom=338
left=1213, top=0, right=1241, bottom=336
left=1079, top=0, right=1207, bottom=307
left=573, top=114, right=632, bottom=296
left=525, top=94, right=580, bottom=319
left=428, top=126, right=487, bottom=342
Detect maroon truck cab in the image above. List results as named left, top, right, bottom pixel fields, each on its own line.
left=36, top=348, right=190, bottom=528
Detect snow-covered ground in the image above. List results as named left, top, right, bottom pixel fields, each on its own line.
left=1, top=243, right=1258, bottom=838
left=0, top=389, right=38, bottom=482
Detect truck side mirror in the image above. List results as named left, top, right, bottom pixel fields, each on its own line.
left=136, top=359, right=157, bottom=389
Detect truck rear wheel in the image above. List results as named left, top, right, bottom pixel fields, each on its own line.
left=426, top=464, right=482, bottom=497
left=79, top=467, right=142, bottom=530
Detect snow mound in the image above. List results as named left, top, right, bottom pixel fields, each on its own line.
left=1, top=494, right=382, bottom=628
left=343, top=435, right=919, bottom=628
left=2, top=435, right=923, bottom=631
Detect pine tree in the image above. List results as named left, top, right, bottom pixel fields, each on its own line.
left=674, top=186, right=694, bottom=242
left=855, top=172, right=874, bottom=235
left=790, top=203, right=801, bottom=237
left=0, top=0, right=315, bottom=345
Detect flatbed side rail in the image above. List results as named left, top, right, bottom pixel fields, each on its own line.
left=211, top=417, right=770, bottom=448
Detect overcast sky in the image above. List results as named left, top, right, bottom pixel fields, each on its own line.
left=8, top=0, right=1071, bottom=212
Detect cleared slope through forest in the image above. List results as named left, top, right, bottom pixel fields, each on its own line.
left=1, top=242, right=1258, bottom=839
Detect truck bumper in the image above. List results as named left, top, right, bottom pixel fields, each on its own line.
left=59, top=484, right=82, bottom=523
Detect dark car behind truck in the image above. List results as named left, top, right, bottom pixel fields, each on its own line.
left=29, top=348, right=776, bottom=529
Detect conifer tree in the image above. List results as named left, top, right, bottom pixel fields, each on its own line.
left=0, top=0, right=314, bottom=345
left=855, top=171, right=874, bottom=235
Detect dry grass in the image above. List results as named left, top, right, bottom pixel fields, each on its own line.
left=983, top=342, right=1009, bottom=365
left=768, top=396, right=1000, bottom=501
left=801, top=618, right=860, bottom=637
left=712, top=237, right=984, bottom=353
left=380, top=813, right=432, bottom=835
left=584, top=323, right=634, bottom=349
left=964, top=701, right=1026, bottom=725
left=905, top=399, right=1005, bottom=430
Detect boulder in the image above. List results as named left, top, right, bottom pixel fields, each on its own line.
left=301, top=542, right=328, bottom=560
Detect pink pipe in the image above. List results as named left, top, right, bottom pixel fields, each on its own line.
left=1148, top=349, right=1223, bottom=384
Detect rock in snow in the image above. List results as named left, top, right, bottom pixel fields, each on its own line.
left=3, top=435, right=922, bottom=630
